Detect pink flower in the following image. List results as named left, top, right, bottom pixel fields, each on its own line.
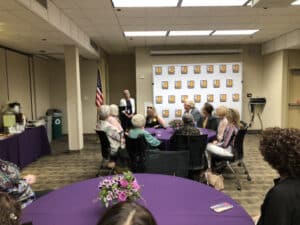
left=118, top=191, right=127, bottom=202
left=132, top=180, right=140, bottom=191
left=120, top=179, right=129, bottom=188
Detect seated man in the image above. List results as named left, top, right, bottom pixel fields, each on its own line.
left=174, top=114, right=200, bottom=136
left=129, top=114, right=161, bottom=148
left=197, top=102, right=219, bottom=131
left=183, top=100, right=201, bottom=123
left=96, top=105, right=125, bottom=158
left=0, top=159, right=35, bottom=208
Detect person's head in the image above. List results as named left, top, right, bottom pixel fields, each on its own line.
left=260, top=128, right=300, bottom=178
left=182, top=114, right=195, bottom=127
left=216, top=106, right=227, bottom=119
left=225, top=108, right=240, bottom=127
left=184, top=100, right=195, bottom=111
left=98, top=105, right=111, bottom=121
left=98, top=201, right=157, bottom=225
left=0, top=192, right=21, bottom=225
left=202, top=103, right=214, bottom=117
left=110, top=104, right=119, bottom=117
left=146, top=105, right=157, bottom=118
left=132, top=114, right=146, bottom=129
left=123, top=90, right=131, bottom=99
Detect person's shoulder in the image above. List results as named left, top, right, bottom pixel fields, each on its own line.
left=267, top=178, right=300, bottom=201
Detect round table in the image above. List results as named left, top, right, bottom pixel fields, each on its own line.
left=145, top=127, right=217, bottom=151
left=22, top=174, right=253, bottom=225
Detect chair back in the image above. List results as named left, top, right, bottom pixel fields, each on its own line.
left=233, top=128, right=247, bottom=160
left=125, top=135, right=147, bottom=172
left=96, top=130, right=111, bottom=160
left=174, top=134, right=208, bottom=170
left=145, top=150, right=190, bottom=178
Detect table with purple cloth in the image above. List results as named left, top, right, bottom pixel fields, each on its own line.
left=0, top=126, right=51, bottom=168
left=145, top=127, right=217, bottom=151
left=22, top=174, right=253, bottom=225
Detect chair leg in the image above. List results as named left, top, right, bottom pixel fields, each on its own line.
left=240, top=160, right=252, bottom=181
left=226, top=161, right=242, bottom=191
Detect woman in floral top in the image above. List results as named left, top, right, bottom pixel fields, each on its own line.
left=0, top=159, right=35, bottom=208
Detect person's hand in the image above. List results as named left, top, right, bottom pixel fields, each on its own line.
left=127, top=114, right=133, bottom=118
left=23, top=175, right=37, bottom=185
left=212, top=140, right=218, bottom=145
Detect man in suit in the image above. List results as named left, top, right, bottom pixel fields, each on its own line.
left=183, top=100, right=201, bottom=123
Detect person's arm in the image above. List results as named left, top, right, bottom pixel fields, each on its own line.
left=220, top=126, right=235, bottom=148
left=157, top=115, right=167, bottom=128
left=144, top=131, right=161, bottom=147
left=217, top=119, right=228, bottom=142
left=131, top=98, right=136, bottom=114
left=257, top=189, right=291, bottom=225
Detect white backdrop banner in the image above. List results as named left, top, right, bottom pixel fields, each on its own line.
left=152, top=63, right=243, bottom=123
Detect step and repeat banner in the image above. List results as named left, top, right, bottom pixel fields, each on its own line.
left=152, top=63, right=243, bottom=123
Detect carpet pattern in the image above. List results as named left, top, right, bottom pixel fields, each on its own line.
left=21, top=134, right=277, bottom=217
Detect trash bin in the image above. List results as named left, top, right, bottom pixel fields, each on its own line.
left=46, top=109, right=63, bottom=140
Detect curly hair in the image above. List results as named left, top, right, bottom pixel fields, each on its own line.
left=0, top=192, right=21, bottom=225
left=260, top=127, right=300, bottom=178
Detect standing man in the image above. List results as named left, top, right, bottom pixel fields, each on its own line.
left=184, top=100, right=201, bottom=123
left=120, top=90, right=135, bottom=131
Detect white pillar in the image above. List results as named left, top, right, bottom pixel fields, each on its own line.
left=64, top=45, right=84, bottom=151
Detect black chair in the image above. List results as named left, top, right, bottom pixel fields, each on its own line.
left=174, top=134, right=208, bottom=179
left=95, top=130, right=111, bottom=161
left=144, top=150, right=190, bottom=178
left=213, top=128, right=251, bottom=190
left=125, top=135, right=147, bottom=173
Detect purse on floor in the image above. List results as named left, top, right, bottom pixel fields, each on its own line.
left=205, top=171, right=224, bottom=191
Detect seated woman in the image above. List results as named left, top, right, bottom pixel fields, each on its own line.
left=0, top=159, right=35, bottom=209
left=145, top=105, right=166, bottom=128
left=0, top=192, right=21, bottom=225
left=205, top=108, right=240, bottom=169
left=107, top=104, right=123, bottom=133
left=174, top=114, right=200, bottom=136
left=255, top=128, right=300, bottom=225
left=96, top=105, right=125, bottom=158
left=197, top=102, right=219, bottom=131
left=215, top=106, right=228, bottom=142
left=129, top=114, right=161, bottom=148
left=97, top=201, right=157, bottom=225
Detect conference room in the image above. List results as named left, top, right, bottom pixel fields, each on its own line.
left=0, top=0, right=300, bottom=225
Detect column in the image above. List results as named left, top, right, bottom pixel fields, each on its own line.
left=64, top=45, right=84, bottom=151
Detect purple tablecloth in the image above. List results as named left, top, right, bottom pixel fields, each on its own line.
left=145, top=127, right=216, bottom=151
left=22, top=174, right=253, bottom=225
left=0, top=126, right=51, bottom=168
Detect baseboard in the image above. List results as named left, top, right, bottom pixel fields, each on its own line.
left=247, top=129, right=262, bottom=134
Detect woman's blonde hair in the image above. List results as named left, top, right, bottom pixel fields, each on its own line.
left=216, top=106, right=227, bottom=118
left=109, top=104, right=119, bottom=117
left=226, top=108, right=240, bottom=127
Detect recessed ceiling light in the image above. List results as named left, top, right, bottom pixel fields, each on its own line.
left=112, top=0, right=179, bottom=7
left=169, top=30, right=213, bottom=36
left=181, top=0, right=248, bottom=7
left=213, top=29, right=259, bottom=35
left=124, top=31, right=167, bottom=37
left=291, top=0, right=300, bottom=5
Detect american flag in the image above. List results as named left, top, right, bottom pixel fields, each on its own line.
left=95, top=69, right=104, bottom=107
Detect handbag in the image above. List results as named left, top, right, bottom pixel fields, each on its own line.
left=205, top=171, right=224, bottom=191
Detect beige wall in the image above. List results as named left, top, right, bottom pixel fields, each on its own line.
left=262, top=51, right=288, bottom=128
left=135, top=45, right=264, bottom=129
left=0, top=48, right=8, bottom=108
left=108, top=54, right=136, bottom=105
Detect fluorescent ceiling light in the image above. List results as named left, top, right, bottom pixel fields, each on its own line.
left=291, top=0, right=300, bottom=5
left=169, top=30, right=213, bottom=36
left=112, top=0, right=179, bottom=7
left=124, top=31, right=167, bottom=37
left=181, top=0, right=248, bottom=7
left=213, top=29, right=259, bottom=35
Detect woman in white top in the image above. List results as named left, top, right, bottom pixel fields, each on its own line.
left=119, top=90, right=135, bottom=131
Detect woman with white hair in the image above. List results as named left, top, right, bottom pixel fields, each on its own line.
left=96, top=105, right=125, bottom=157
left=107, top=104, right=123, bottom=132
left=129, top=114, right=161, bottom=148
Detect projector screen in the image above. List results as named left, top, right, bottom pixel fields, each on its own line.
left=152, top=63, right=243, bottom=123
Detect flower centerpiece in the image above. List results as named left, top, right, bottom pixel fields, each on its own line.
left=98, top=172, right=142, bottom=208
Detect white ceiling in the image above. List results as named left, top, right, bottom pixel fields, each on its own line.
left=0, top=0, right=300, bottom=55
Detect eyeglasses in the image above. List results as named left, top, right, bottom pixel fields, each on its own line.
left=147, top=106, right=153, bottom=109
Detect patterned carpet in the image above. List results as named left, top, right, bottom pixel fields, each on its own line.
left=21, top=134, right=277, bottom=217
